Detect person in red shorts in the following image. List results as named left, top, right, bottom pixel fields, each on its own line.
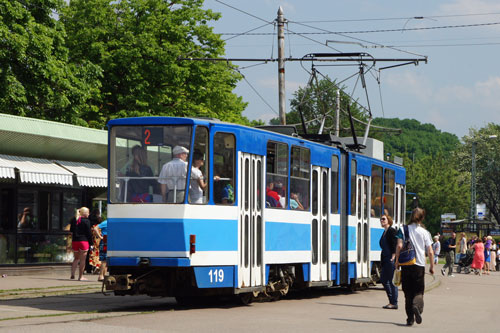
left=70, top=207, right=92, bottom=281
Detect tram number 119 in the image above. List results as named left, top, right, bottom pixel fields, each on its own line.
left=208, top=269, right=224, bottom=283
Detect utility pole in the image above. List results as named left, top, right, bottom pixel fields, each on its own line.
left=470, top=141, right=477, bottom=231
left=335, top=89, right=340, bottom=136
left=277, top=6, right=286, bottom=125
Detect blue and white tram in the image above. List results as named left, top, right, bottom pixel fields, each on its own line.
left=104, top=117, right=406, bottom=300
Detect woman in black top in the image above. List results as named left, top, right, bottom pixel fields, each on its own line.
left=379, top=214, right=398, bottom=309
left=70, top=207, right=92, bottom=281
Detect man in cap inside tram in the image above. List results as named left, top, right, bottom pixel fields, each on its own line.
left=158, top=145, right=189, bottom=203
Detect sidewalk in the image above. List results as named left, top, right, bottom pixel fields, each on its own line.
left=0, top=264, right=442, bottom=298
left=0, top=269, right=103, bottom=300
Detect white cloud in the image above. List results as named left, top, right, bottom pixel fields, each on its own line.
left=384, top=71, right=434, bottom=101
left=475, top=76, right=500, bottom=97
left=439, top=0, right=500, bottom=16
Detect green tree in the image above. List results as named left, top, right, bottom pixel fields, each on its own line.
left=270, top=76, right=368, bottom=135
left=0, top=0, right=101, bottom=126
left=405, top=153, right=469, bottom=235
left=61, top=0, right=247, bottom=127
left=372, top=118, right=460, bottom=160
left=456, top=123, right=500, bottom=224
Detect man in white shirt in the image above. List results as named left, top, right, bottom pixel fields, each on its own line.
left=395, top=207, right=434, bottom=326
left=158, top=145, right=189, bottom=203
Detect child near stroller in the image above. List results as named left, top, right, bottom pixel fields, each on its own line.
left=456, top=249, right=474, bottom=274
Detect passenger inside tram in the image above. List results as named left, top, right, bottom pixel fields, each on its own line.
left=290, top=192, right=304, bottom=210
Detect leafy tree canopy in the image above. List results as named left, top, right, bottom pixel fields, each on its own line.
left=61, top=0, right=247, bottom=127
left=372, top=118, right=460, bottom=160
left=456, top=123, right=500, bottom=224
left=0, top=0, right=101, bottom=126
left=405, top=152, right=469, bottom=235
left=270, top=76, right=369, bottom=135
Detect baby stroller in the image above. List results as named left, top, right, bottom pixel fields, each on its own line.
left=456, top=249, right=474, bottom=274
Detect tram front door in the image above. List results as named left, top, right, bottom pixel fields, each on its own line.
left=239, top=153, right=264, bottom=288
left=310, top=166, right=330, bottom=282
left=356, top=175, right=370, bottom=279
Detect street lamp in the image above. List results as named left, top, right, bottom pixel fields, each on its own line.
left=470, top=135, right=498, bottom=231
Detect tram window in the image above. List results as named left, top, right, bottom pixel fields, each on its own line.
left=189, top=126, right=209, bottom=204
left=245, top=159, right=250, bottom=210
left=357, top=222, right=361, bottom=262
left=256, top=160, right=262, bottom=211
left=290, top=146, right=310, bottom=210
left=350, top=160, right=356, bottom=216
left=312, top=170, right=318, bottom=215
left=400, top=186, right=405, bottom=225
left=214, top=133, right=235, bottom=205
left=245, top=215, right=249, bottom=268
left=395, top=187, right=399, bottom=223
left=357, top=179, right=362, bottom=219
left=363, top=179, right=368, bottom=220
left=322, top=219, right=328, bottom=264
left=363, top=222, right=369, bottom=262
left=371, top=165, right=383, bottom=218
left=384, top=169, right=395, bottom=217
left=257, top=215, right=262, bottom=266
left=331, top=155, right=339, bottom=214
left=322, top=171, right=328, bottom=216
left=110, top=125, right=192, bottom=204
left=266, top=141, right=288, bottom=209
left=312, top=219, right=318, bottom=265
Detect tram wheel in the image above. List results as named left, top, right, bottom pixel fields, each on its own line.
left=238, top=293, right=254, bottom=305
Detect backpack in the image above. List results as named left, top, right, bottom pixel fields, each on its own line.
left=398, top=225, right=416, bottom=266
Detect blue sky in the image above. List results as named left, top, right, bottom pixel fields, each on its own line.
left=203, top=0, right=500, bottom=138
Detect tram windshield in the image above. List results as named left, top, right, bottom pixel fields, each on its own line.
left=109, top=125, right=192, bottom=204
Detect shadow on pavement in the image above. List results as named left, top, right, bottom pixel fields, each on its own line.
left=330, top=317, right=408, bottom=327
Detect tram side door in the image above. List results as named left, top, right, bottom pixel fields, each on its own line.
left=395, top=184, right=406, bottom=229
left=356, top=175, right=370, bottom=279
left=310, top=166, right=330, bottom=282
left=239, top=153, right=264, bottom=288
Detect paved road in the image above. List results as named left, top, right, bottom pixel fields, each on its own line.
left=1, top=267, right=498, bottom=332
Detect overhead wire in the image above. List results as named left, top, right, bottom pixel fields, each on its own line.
left=217, top=21, right=500, bottom=37
left=294, top=12, right=500, bottom=23
left=288, top=20, right=426, bottom=58
left=223, top=22, right=274, bottom=42
left=214, top=0, right=272, bottom=24
left=211, top=0, right=414, bottom=130
left=232, top=68, right=279, bottom=117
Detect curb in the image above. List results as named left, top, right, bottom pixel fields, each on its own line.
left=424, top=273, right=441, bottom=292
left=1, top=265, right=70, bottom=276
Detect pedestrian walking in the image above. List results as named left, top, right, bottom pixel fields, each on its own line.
left=458, top=232, right=467, bottom=261
left=491, top=239, right=497, bottom=272
left=441, top=232, right=456, bottom=277
left=395, top=207, right=434, bottom=326
left=471, top=237, right=485, bottom=275
left=432, top=236, right=440, bottom=264
left=484, top=236, right=492, bottom=275
left=70, top=207, right=92, bottom=281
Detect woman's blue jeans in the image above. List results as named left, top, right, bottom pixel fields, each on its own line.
left=380, top=259, right=398, bottom=305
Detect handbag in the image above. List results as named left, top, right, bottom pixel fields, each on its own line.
left=399, top=225, right=416, bottom=266
left=392, top=268, right=401, bottom=286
